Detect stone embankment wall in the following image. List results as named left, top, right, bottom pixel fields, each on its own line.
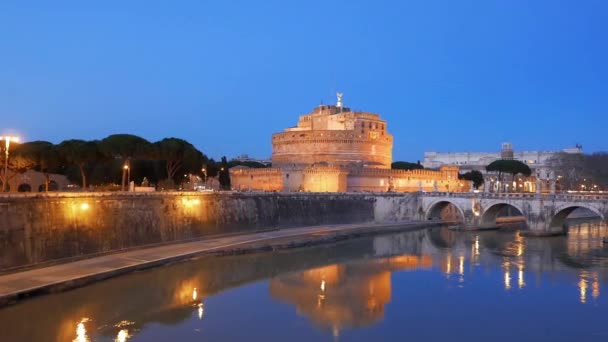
left=0, top=192, right=419, bottom=271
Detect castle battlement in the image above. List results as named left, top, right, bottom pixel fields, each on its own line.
left=349, top=167, right=449, bottom=180
left=272, top=130, right=392, bottom=144
left=230, top=167, right=282, bottom=176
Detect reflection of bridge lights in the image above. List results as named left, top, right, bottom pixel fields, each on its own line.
left=317, top=294, right=326, bottom=308
left=445, top=255, right=452, bottom=275
left=332, top=325, right=340, bottom=338
left=75, top=323, right=87, bottom=342
left=320, top=280, right=326, bottom=292
left=504, top=271, right=511, bottom=290
left=503, top=261, right=511, bottom=290
left=474, top=236, right=480, bottom=257
left=192, top=288, right=198, bottom=301
left=517, top=244, right=523, bottom=257
left=198, top=303, right=204, bottom=320
left=579, top=277, right=588, bottom=304
left=514, top=232, right=524, bottom=257
left=518, top=264, right=525, bottom=289
left=458, top=256, right=464, bottom=276
left=592, top=277, right=600, bottom=300
left=115, top=329, right=129, bottom=342
left=73, top=318, right=91, bottom=342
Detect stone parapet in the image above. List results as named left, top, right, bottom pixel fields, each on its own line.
left=0, top=192, right=421, bottom=271
left=229, top=167, right=283, bottom=192
left=349, top=167, right=444, bottom=179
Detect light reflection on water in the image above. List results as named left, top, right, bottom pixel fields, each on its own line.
left=1, top=220, right=608, bottom=341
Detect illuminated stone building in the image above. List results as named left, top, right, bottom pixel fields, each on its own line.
left=2, top=169, right=68, bottom=192
left=230, top=94, right=466, bottom=192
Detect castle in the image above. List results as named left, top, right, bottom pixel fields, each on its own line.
left=230, top=94, right=465, bottom=192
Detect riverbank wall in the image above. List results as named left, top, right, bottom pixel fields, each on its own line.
left=0, top=192, right=420, bottom=271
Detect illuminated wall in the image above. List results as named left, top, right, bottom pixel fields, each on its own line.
left=347, top=166, right=467, bottom=193
left=0, top=192, right=381, bottom=270
left=229, top=167, right=283, bottom=191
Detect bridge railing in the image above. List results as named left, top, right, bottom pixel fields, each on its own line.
left=421, top=191, right=608, bottom=201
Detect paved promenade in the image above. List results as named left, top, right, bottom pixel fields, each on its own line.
left=0, top=220, right=435, bottom=307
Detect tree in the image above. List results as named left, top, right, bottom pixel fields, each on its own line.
left=100, top=134, right=153, bottom=189
left=99, top=134, right=153, bottom=162
left=459, top=170, right=484, bottom=189
left=12, top=141, right=62, bottom=192
left=584, top=152, right=608, bottom=190
left=218, top=156, right=231, bottom=190
left=57, top=139, right=102, bottom=190
left=228, top=160, right=269, bottom=168
left=486, top=159, right=531, bottom=192
left=549, top=152, right=608, bottom=191
left=547, top=152, right=584, bottom=191
left=153, top=138, right=206, bottom=183
left=391, top=161, right=424, bottom=170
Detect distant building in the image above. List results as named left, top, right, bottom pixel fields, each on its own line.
left=423, top=143, right=584, bottom=193
left=230, top=154, right=271, bottom=166
left=423, top=143, right=583, bottom=172
left=231, top=94, right=466, bottom=192
left=2, top=170, right=69, bottom=192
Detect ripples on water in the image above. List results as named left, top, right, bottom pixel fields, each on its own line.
left=1, top=221, right=608, bottom=341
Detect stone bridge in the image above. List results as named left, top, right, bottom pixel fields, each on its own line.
left=420, top=192, right=608, bottom=233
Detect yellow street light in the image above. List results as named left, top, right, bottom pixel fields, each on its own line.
left=0, top=135, right=20, bottom=192
left=122, top=162, right=131, bottom=191
left=201, top=167, right=207, bottom=184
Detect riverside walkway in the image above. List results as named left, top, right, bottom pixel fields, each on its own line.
left=0, top=221, right=434, bottom=307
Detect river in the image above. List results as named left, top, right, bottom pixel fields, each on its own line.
left=1, top=220, right=607, bottom=341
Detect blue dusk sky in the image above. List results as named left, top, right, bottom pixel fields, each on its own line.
left=1, top=0, right=606, bottom=161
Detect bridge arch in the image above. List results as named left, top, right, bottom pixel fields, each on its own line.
left=426, top=200, right=465, bottom=223
left=549, top=205, right=604, bottom=231
left=38, top=180, right=59, bottom=192
left=480, top=202, right=526, bottom=227
left=17, top=183, right=32, bottom=192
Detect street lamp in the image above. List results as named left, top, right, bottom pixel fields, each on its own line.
left=0, top=135, right=20, bottom=192
left=122, top=163, right=130, bottom=191
left=201, top=167, right=207, bottom=184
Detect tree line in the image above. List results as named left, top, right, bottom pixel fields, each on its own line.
left=0, top=134, right=232, bottom=191
left=548, top=152, right=608, bottom=190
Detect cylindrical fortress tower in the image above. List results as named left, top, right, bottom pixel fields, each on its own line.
left=271, top=103, right=393, bottom=168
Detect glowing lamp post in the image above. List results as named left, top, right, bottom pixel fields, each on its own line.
left=0, top=135, right=20, bottom=192
left=122, top=163, right=130, bottom=191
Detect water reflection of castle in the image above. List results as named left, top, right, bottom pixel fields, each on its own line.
left=270, top=256, right=432, bottom=334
